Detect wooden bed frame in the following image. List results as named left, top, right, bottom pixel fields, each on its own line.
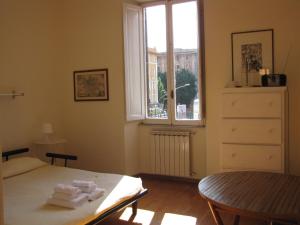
left=2, top=148, right=148, bottom=225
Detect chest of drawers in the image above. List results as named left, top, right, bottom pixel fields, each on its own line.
left=220, top=87, right=288, bottom=173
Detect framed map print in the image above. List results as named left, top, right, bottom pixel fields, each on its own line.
left=73, top=68, right=109, bottom=101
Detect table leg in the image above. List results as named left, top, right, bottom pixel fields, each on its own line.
left=132, top=201, right=138, bottom=216
left=127, top=201, right=138, bottom=222
left=207, top=201, right=224, bottom=225
left=233, top=215, right=240, bottom=225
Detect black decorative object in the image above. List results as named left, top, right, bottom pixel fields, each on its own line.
left=261, top=74, right=286, bottom=87
left=261, top=75, right=269, bottom=87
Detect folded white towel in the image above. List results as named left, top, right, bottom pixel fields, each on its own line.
left=52, top=192, right=81, bottom=201
left=77, top=183, right=97, bottom=193
left=47, top=193, right=88, bottom=209
left=54, top=184, right=81, bottom=195
left=72, top=180, right=96, bottom=187
left=88, top=188, right=105, bottom=201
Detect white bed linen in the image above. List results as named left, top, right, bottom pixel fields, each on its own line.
left=2, top=157, right=47, bottom=178
left=3, top=165, right=143, bottom=225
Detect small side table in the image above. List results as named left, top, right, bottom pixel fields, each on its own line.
left=33, top=138, right=67, bottom=165
left=34, top=138, right=67, bottom=145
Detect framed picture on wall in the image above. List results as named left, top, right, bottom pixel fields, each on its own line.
left=231, top=29, right=274, bottom=86
left=73, top=68, right=109, bottom=101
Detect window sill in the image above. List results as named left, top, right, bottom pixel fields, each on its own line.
left=139, top=121, right=206, bottom=128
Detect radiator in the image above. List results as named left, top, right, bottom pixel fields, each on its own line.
left=150, top=130, right=191, bottom=177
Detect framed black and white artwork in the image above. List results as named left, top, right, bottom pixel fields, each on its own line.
left=231, top=29, right=274, bottom=86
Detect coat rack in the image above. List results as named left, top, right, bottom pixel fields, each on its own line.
left=0, top=90, right=24, bottom=99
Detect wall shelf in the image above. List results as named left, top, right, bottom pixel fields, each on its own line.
left=0, top=90, right=24, bottom=99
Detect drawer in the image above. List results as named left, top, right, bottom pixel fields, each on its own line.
left=222, top=119, right=281, bottom=144
left=222, top=144, right=282, bottom=172
left=222, top=93, right=282, bottom=118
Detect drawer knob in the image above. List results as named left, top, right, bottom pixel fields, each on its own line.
left=268, top=155, right=273, bottom=160
left=231, top=153, right=237, bottom=158
left=269, top=128, right=274, bottom=133
left=268, top=101, right=273, bottom=107
left=231, top=128, right=237, bottom=132
left=231, top=100, right=237, bottom=106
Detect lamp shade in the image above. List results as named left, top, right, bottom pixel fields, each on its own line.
left=42, top=123, right=53, bottom=134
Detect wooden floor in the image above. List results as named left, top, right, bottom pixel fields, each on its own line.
left=98, top=177, right=266, bottom=225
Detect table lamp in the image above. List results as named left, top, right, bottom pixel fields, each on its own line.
left=42, top=123, right=53, bottom=143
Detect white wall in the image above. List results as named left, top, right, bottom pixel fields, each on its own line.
left=0, top=0, right=141, bottom=175
left=204, top=0, right=300, bottom=175
left=0, top=0, right=300, bottom=181
left=1, top=1, right=298, bottom=223
left=124, top=122, right=140, bottom=175
left=0, top=0, right=64, bottom=154
left=138, top=0, right=300, bottom=177
left=59, top=0, right=127, bottom=173
left=0, top=2, right=64, bottom=224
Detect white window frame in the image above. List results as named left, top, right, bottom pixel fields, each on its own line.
left=123, top=3, right=146, bottom=121
left=123, top=0, right=205, bottom=126
left=142, top=0, right=205, bottom=126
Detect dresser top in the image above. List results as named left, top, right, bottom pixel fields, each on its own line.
left=223, top=87, right=287, bottom=93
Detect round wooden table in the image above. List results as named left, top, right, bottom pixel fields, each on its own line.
left=198, top=172, right=300, bottom=225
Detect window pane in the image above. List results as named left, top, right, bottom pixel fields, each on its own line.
left=172, top=1, right=199, bottom=120
left=145, top=5, right=168, bottom=119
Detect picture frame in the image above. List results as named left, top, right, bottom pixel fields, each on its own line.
left=231, top=29, right=274, bottom=86
left=73, top=68, right=109, bottom=101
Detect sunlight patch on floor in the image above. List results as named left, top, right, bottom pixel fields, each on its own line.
left=119, top=207, right=155, bottom=225
left=161, top=213, right=197, bottom=225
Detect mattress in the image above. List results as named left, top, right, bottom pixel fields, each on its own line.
left=3, top=158, right=143, bottom=225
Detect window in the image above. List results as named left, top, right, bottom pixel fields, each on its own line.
left=123, top=0, right=205, bottom=125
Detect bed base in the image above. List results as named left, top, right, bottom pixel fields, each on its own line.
left=46, top=152, right=77, bottom=167
left=85, top=188, right=148, bottom=225
left=2, top=148, right=149, bottom=225
left=2, top=148, right=29, bottom=161
left=2, top=148, right=77, bottom=167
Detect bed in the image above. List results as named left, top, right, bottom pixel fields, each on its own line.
left=1, top=148, right=148, bottom=225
